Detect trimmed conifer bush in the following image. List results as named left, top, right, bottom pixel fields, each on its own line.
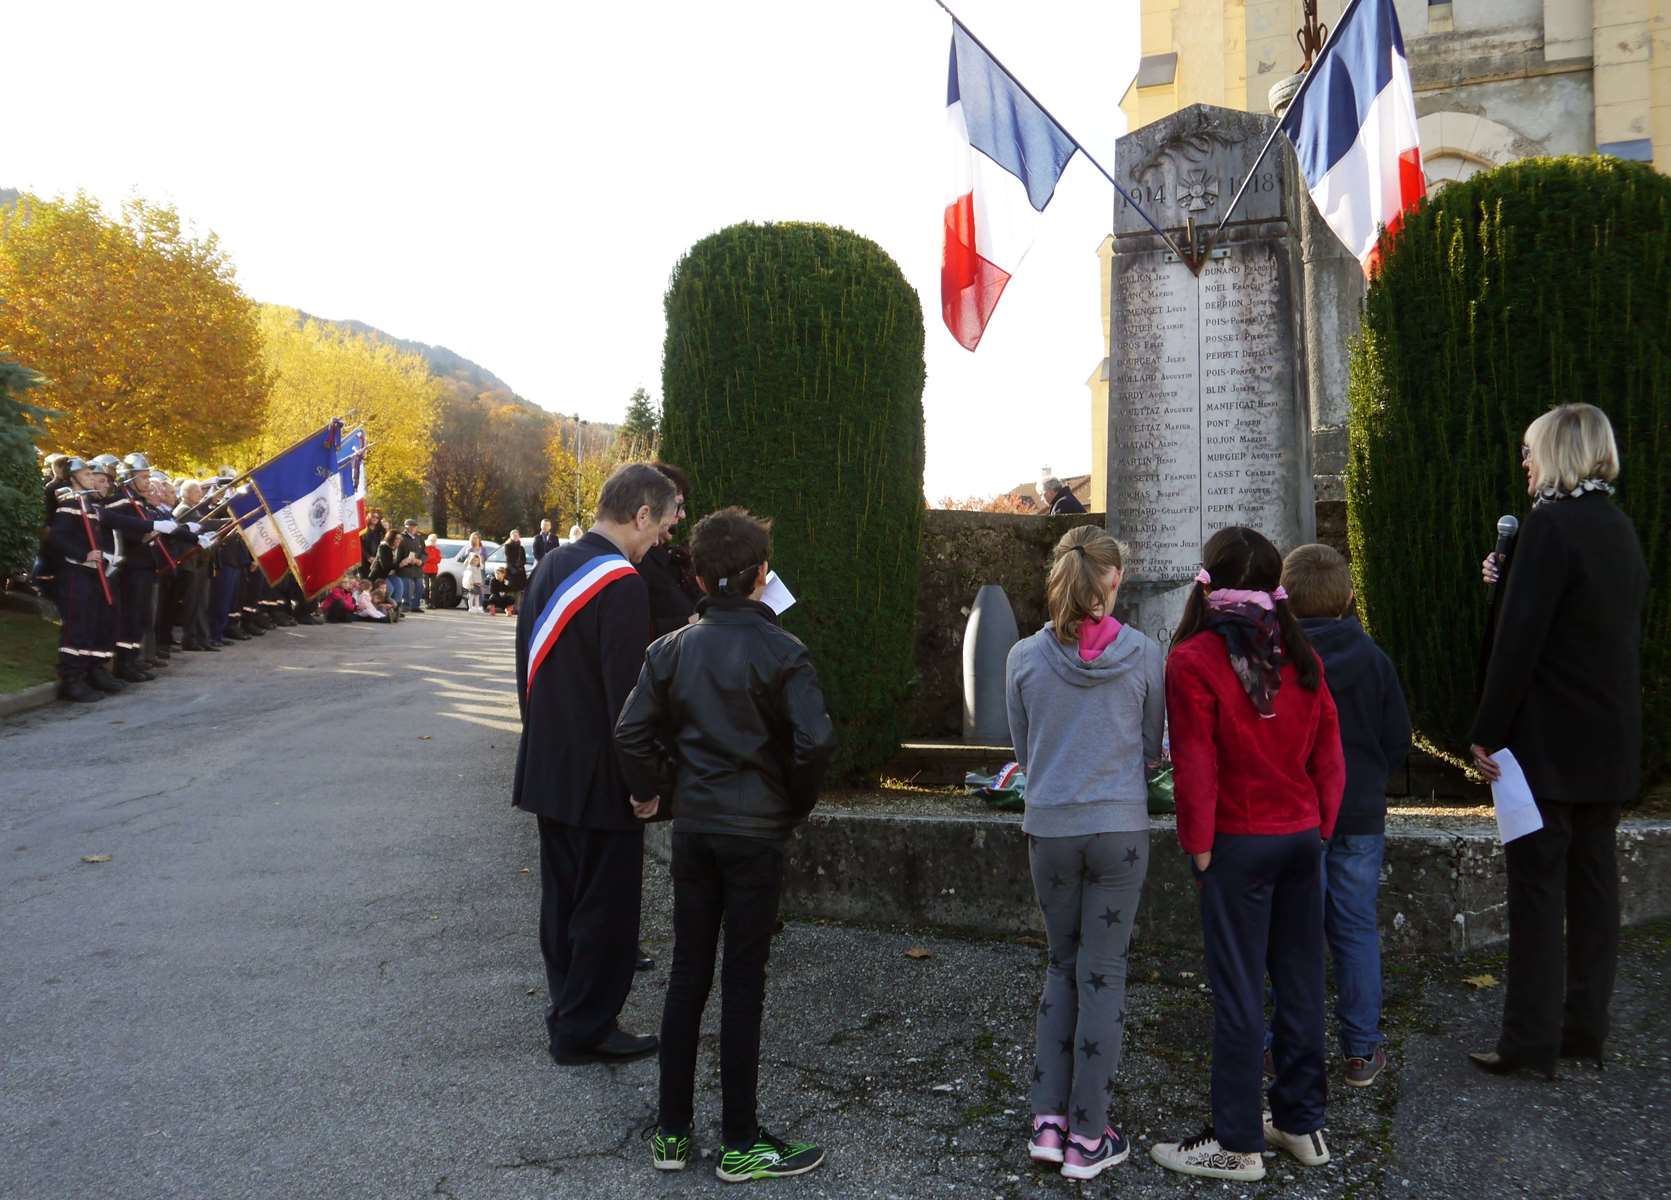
left=660, top=221, right=926, bottom=780
left=1348, top=156, right=1669, bottom=792
left=0, top=358, right=47, bottom=579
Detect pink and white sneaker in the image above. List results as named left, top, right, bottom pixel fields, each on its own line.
left=1028, top=1115, right=1067, bottom=1165
left=1062, top=1126, right=1131, bottom=1181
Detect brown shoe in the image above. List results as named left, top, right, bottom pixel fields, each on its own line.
left=1343, top=1046, right=1387, bottom=1087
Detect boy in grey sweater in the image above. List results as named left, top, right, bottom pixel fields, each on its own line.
left=1005, top=527, right=1165, bottom=1181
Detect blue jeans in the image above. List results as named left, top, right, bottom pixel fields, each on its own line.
left=1267, top=833, right=1385, bottom=1059
left=403, top=576, right=422, bottom=610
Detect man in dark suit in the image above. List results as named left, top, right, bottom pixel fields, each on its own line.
left=513, top=463, right=679, bottom=1064
left=532, top=518, right=559, bottom=564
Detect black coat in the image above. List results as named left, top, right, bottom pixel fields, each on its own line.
left=532, top=531, right=559, bottom=562
left=638, top=542, right=700, bottom=638
left=615, top=596, right=838, bottom=841
left=396, top=531, right=425, bottom=579
left=1049, top=488, right=1086, bottom=515
left=1301, top=616, right=1411, bottom=836
left=1471, top=493, right=1648, bottom=806
left=512, top=532, right=653, bottom=829
left=360, top=522, right=386, bottom=568
left=369, top=542, right=397, bottom=581
left=504, top=539, right=527, bottom=588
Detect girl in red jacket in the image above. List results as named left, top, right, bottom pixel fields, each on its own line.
left=1150, top=527, right=1345, bottom=1185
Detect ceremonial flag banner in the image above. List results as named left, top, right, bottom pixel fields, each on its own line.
left=1278, top=0, right=1424, bottom=274
left=230, top=424, right=364, bottom=595
left=942, top=22, right=1079, bottom=350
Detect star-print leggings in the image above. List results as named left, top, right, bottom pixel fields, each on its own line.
left=1028, top=830, right=1149, bottom=1141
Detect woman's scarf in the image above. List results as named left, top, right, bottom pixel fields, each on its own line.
left=1195, top=571, right=1288, bottom=717
left=1532, top=477, right=1615, bottom=507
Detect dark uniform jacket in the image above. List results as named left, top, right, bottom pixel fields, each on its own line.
left=1471, top=493, right=1648, bottom=806
left=512, top=532, right=653, bottom=829
left=614, top=596, right=838, bottom=841
left=504, top=540, right=527, bottom=589
left=532, top=530, right=559, bottom=562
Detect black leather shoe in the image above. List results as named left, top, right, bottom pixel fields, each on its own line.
left=88, top=666, right=126, bottom=693
left=551, top=1028, right=659, bottom=1065
left=636, top=946, right=655, bottom=972
left=1559, top=1035, right=1606, bottom=1069
left=1469, top=1050, right=1556, bottom=1081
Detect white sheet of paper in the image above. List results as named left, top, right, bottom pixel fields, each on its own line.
left=761, top=571, right=796, bottom=615
left=1489, top=749, right=1543, bottom=844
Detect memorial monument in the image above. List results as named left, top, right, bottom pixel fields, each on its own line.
left=1104, top=103, right=1314, bottom=645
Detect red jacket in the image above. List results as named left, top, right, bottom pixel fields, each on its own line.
left=1165, top=632, right=1345, bottom=854
left=422, top=546, right=441, bottom=575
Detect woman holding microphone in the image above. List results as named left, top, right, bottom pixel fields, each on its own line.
left=1470, top=403, right=1648, bottom=1079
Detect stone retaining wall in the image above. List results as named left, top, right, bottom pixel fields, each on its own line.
left=912, top=510, right=1100, bottom=739
left=648, top=812, right=1671, bottom=958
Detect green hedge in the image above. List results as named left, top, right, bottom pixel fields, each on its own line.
left=660, top=222, right=926, bottom=780
left=1348, top=156, right=1669, bottom=791
left=0, top=358, right=46, bottom=579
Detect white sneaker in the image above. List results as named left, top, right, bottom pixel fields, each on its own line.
left=1149, top=1129, right=1266, bottom=1181
left=1263, top=1114, right=1330, bottom=1166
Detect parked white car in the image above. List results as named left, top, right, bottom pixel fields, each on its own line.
left=430, top=539, right=499, bottom=609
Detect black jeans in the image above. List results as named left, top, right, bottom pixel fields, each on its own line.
left=1196, top=831, right=1327, bottom=1152
left=658, top=832, right=786, bottom=1147
left=1500, top=800, right=1621, bottom=1066
left=537, top=819, right=644, bottom=1053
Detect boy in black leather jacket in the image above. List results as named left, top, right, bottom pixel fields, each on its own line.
left=615, top=507, right=836, bottom=1184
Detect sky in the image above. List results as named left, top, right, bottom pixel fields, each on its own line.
left=3, top=1, right=1139, bottom=502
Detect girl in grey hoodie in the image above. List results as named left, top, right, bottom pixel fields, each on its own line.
left=1005, top=525, right=1165, bottom=1181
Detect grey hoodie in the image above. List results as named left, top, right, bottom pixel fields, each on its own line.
left=1004, top=622, right=1165, bottom=837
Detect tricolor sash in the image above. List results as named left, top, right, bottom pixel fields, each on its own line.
left=525, top=552, right=638, bottom=691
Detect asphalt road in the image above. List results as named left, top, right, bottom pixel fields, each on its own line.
left=2, top=608, right=1666, bottom=1200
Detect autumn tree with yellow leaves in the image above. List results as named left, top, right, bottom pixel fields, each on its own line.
left=250, top=306, right=442, bottom=519
left=0, top=193, right=270, bottom=464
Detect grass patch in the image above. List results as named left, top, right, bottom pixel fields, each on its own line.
left=0, top=606, right=58, bottom=693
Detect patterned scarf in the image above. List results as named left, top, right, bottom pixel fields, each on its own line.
left=1533, top=477, right=1615, bottom=508
left=1202, top=597, right=1286, bottom=718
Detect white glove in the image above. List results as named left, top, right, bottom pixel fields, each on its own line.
left=198, top=533, right=216, bottom=549
left=187, top=522, right=204, bottom=534
left=152, top=519, right=179, bottom=534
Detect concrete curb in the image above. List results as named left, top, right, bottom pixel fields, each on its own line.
left=646, top=809, right=1671, bottom=958
left=0, top=682, right=57, bottom=720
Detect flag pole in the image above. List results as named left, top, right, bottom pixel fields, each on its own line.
left=932, top=0, right=1194, bottom=265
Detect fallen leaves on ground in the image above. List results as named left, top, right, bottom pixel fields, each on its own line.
left=1463, top=973, right=1499, bottom=990
left=904, top=946, right=934, bottom=960
left=80, top=854, right=112, bottom=864
left=417, top=735, right=432, bottom=741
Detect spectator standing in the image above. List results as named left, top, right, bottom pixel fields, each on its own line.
left=422, top=534, right=441, bottom=606
left=640, top=462, right=701, bottom=637
left=1042, top=476, right=1087, bottom=515
left=464, top=532, right=486, bottom=613
left=533, top=519, right=559, bottom=564
left=1150, top=526, right=1344, bottom=1184
left=568, top=524, right=584, bottom=543
left=1266, top=544, right=1411, bottom=1089
left=1005, top=526, right=1163, bottom=1180
left=370, top=525, right=399, bottom=594
left=396, top=519, right=425, bottom=613
left=361, top=509, right=386, bottom=574
left=504, top=529, right=528, bottom=599
left=1469, top=404, right=1647, bottom=1079
left=512, top=463, right=680, bottom=1065
left=617, top=507, right=837, bottom=1182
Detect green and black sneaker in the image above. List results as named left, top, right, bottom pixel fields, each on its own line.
left=715, top=1129, right=826, bottom=1183
left=650, top=1128, right=692, bottom=1171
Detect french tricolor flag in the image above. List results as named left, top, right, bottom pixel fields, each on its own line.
left=942, top=23, right=1079, bottom=351
left=1278, top=0, right=1424, bottom=275
left=525, top=553, right=638, bottom=691
left=230, top=424, right=365, bottom=596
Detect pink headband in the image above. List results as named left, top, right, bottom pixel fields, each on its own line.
left=1196, top=569, right=1287, bottom=608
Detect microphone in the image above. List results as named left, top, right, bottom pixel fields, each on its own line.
left=1494, top=514, right=1519, bottom=561
left=1489, top=514, right=1519, bottom=591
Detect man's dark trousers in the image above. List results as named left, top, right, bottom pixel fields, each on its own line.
left=658, top=832, right=786, bottom=1147
left=1500, top=799, right=1620, bottom=1066
left=538, top=818, right=644, bottom=1054
left=1197, top=831, right=1327, bottom=1152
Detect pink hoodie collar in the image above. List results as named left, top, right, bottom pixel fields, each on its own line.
left=1077, top=615, right=1123, bottom=662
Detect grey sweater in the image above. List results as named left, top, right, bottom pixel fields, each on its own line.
left=1005, top=622, right=1165, bottom=837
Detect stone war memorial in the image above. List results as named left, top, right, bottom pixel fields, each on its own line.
left=1105, top=103, right=1313, bottom=643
